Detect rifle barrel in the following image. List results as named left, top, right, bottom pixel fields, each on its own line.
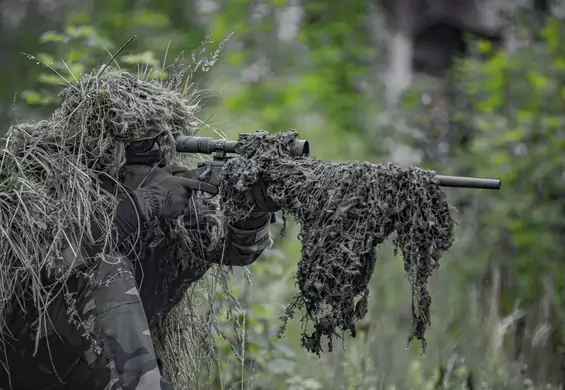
left=435, top=175, right=501, bottom=190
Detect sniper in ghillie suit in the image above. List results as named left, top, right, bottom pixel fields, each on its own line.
left=0, top=37, right=500, bottom=389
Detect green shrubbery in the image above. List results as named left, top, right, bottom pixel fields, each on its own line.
left=9, top=4, right=565, bottom=388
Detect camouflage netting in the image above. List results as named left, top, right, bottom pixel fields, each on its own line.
left=219, top=130, right=456, bottom=355
left=0, top=60, right=232, bottom=388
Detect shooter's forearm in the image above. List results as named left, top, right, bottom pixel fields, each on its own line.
left=211, top=212, right=271, bottom=266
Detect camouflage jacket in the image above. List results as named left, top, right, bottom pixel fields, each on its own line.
left=0, top=164, right=271, bottom=390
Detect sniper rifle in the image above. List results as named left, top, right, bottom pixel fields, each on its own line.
left=176, top=133, right=501, bottom=190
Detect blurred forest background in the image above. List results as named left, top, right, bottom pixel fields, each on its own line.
left=2, top=0, right=565, bottom=389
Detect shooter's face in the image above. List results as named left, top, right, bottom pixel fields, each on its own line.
left=126, top=128, right=166, bottom=167
left=97, top=130, right=168, bottom=194
left=125, top=135, right=166, bottom=167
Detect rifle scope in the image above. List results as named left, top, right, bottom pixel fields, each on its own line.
left=175, top=135, right=310, bottom=157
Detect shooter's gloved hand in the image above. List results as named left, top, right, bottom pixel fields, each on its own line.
left=148, top=166, right=276, bottom=267
left=134, top=174, right=218, bottom=220
left=229, top=179, right=280, bottom=231
left=164, top=165, right=219, bottom=230
left=113, top=167, right=219, bottom=241
left=249, top=179, right=280, bottom=214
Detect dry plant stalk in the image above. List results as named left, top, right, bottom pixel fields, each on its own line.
left=219, top=130, right=455, bottom=354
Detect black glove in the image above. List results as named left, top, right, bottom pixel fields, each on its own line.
left=113, top=167, right=219, bottom=241
left=228, top=179, right=279, bottom=230
left=135, top=174, right=218, bottom=220
left=249, top=179, right=280, bottom=213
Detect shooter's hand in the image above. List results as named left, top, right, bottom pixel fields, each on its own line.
left=160, top=165, right=219, bottom=230
left=248, top=179, right=280, bottom=214
left=132, top=174, right=218, bottom=221
left=113, top=166, right=218, bottom=240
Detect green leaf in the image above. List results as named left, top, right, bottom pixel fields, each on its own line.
left=504, top=128, right=525, bottom=142
left=39, top=31, right=64, bottom=43
left=478, top=39, right=493, bottom=54
left=38, top=73, right=68, bottom=86
left=121, top=51, right=161, bottom=69
left=402, top=89, right=422, bottom=109
left=553, top=58, right=565, bottom=70
left=541, top=19, right=562, bottom=52
left=228, top=52, right=246, bottom=66
left=133, top=10, right=170, bottom=28
left=21, top=90, right=56, bottom=105
left=527, top=70, right=549, bottom=90
left=67, top=48, right=91, bottom=63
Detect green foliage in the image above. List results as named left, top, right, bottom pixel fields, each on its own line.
left=21, top=26, right=116, bottom=106
left=397, top=11, right=565, bottom=387
left=451, top=17, right=565, bottom=311
left=9, top=1, right=565, bottom=389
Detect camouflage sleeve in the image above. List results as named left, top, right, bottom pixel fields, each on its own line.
left=61, top=232, right=174, bottom=390
left=215, top=212, right=272, bottom=267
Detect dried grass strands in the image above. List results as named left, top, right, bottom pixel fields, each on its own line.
left=0, top=63, right=228, bottom=387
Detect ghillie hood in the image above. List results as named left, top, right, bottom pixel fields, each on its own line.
left=0, top=62, right=229, bottom=389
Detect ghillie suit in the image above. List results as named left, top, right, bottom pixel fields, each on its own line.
left=0, top=59, right=270, bottom=389
left=220, top=130, right=455, bottom=355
